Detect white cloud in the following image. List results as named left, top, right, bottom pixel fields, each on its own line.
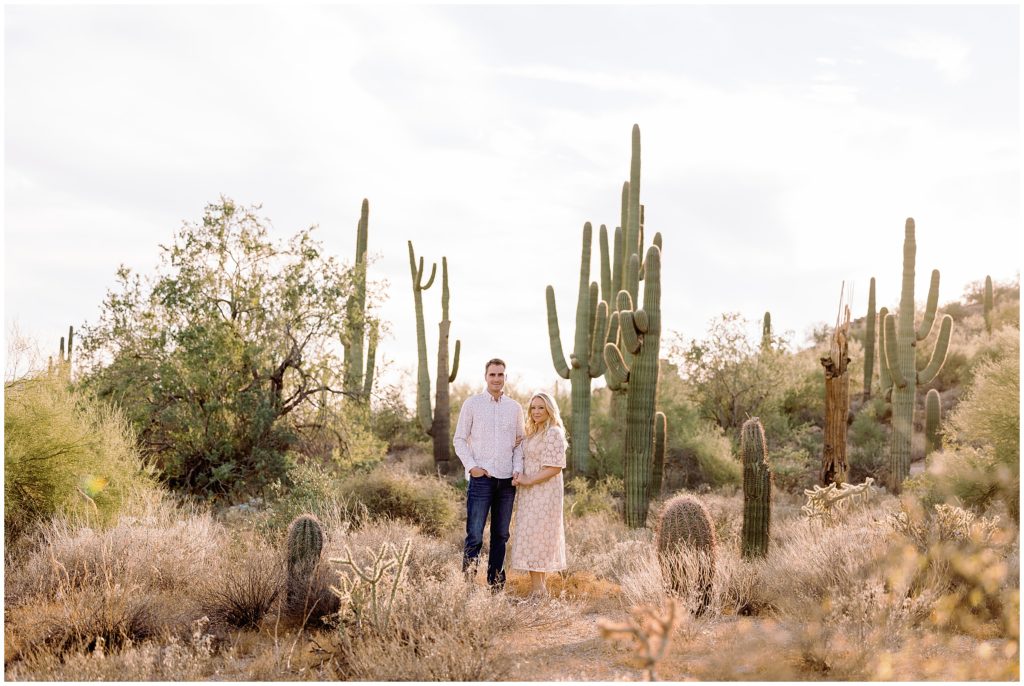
left=886, top=28, right=972, bottom=83
left=4, top=5, right=1018, bottom=400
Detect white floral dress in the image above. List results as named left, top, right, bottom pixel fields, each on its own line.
left=509, top=426, right=567, bottom=573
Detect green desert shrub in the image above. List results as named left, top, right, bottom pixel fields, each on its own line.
left=339, top=467, right=459, bottom=536
left=848, top=402, right=889, bottom=484
left=328, top=403, right=389, bottom=474
left=564, top=475, right=622, bottom=518
left=686, top=423, right=740, bottom=488
left=4, top=373, right=156, bottom=542
left=908, top=332, right=1019, bottom=522
left=369, top=385, right=429, bottom=452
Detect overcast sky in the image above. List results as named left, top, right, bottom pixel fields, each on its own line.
left=5, top=3, right=1020, bottom=399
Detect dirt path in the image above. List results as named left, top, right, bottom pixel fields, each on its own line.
left=501, top=609, right=644, bottom=681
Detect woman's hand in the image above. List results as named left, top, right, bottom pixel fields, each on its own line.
left=513, top=472, right=531, bottom=487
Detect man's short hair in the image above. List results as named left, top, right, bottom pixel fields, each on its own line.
left=484, top=358, right=506, bottom=374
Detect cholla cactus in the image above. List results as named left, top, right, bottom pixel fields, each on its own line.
left=655, top=493, right=716, bottom=616
left=801, top=477, right=877, bottom=526
left=285, top=514, right=324, bottom=614
left=598, top=599, right=680, bottom=681
left=330, top=540, right=411, bottom=633
left=890, top=502, right=1000, bottom=547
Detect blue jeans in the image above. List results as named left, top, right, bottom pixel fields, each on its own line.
left=463, top=475, right=516, bottom=588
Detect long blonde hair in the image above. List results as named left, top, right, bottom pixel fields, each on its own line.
left=525, top=392, right=568, bottom=448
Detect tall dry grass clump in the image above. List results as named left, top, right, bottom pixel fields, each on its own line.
left=4, top=492, right=227, bottom=670
left=4, top=372, right=156, bottom=543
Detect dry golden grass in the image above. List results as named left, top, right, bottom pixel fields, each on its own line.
left=4, top=477, right=1018, bottom=681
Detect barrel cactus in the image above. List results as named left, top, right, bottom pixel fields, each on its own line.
left=655, top=493, right=717, bottom=616
left=285, top=514, right=324, bottom=614
left=740, top=417, right=772, bottom=560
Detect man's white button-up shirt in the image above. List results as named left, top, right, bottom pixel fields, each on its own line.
left=453, top=392, right=525, bottom=479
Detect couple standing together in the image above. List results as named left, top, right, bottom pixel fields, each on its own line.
left=453, top=358, right=566, bottom=598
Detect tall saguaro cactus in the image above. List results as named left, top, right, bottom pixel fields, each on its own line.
left=343, top=199, right=377, bottom=402
left=605, top=246, right=664, bottom=527
left=863, top=277, right=877, bottom=400
left=881, top=218, right=953, bottom=492
left=602, top=124, right=666, bottom=528
left=761, top=312, right=773, bottom=352
left=546, top=222, right=609, bottom=476
left=408, top=241, right=461, bottom=473
left=740, top=417, right=772, bottom=560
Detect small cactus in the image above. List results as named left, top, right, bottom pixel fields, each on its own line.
left=655, top=493, right=717, bottom=616
left=863, top=277, right=876, bottom=400
left=761, top=311, right=772, bottom=352
left=650, top=411, right=667, bottom=498
left=740, top=417, right=772, bottom=560
left=925, top=388, right=941, bottom=457
left=983, top=275, right=994, bottom=335
left=285, top=514, right=324, bottom=615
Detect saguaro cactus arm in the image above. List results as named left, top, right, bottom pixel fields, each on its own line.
left=612, top=222, right=624, bottom=300
left=583, top=282, right=599, bottom=365
left=620, top=316, right=641, bottom=354
left=545, top=285, right=571, bottom=379
left=415, top=254, right=437, bottom=291
left=883, top=313, right=907, bottom=389
left=878, top=306, right=891, bottom=392
left=449, top=339, right=461, bottom=383
left=915, top=270, right=941, bottom=341
left=599, top=224, right=612, bottom=307
left=589, top=301, right=609, bottom=377
left=604, top=342, right=630, bottom=389
left=362, top=322, right=378, bottom=398
left=626, top=253, right=640, bottom=306
left=917, top=314, right=953, bottom=385
left=925, top=389, right=941, bottom=455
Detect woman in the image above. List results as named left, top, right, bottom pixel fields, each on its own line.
left=509, top=391, right=568, bottom=598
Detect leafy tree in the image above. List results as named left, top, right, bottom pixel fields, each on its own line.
left=80, top=198, right=364, bottom=499
left=668, top=313, right=791, bottom=436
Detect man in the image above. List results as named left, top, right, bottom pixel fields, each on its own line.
left=453, top=357, right=524, bottom=590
